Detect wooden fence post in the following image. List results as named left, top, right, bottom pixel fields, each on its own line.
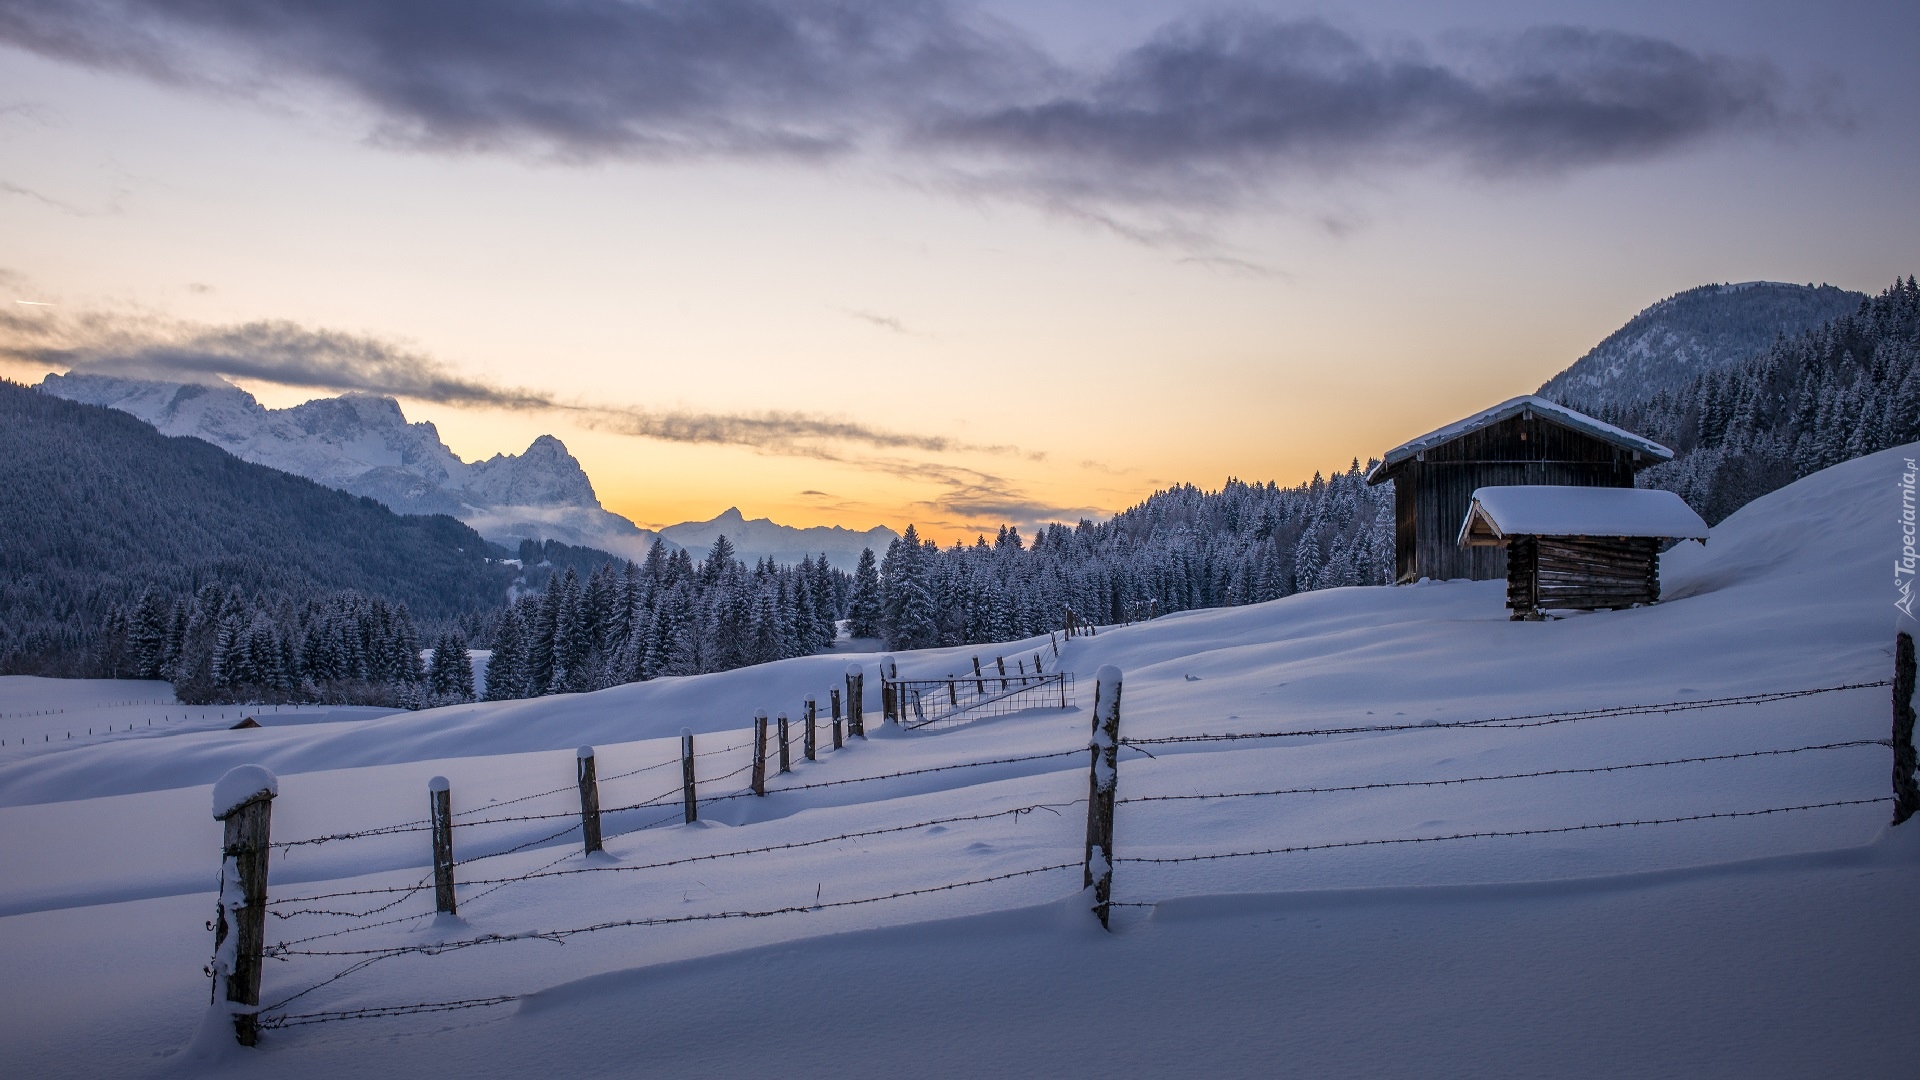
left=429, top=775, right=456, bottom=915
left=831, top=688, right=844, bottom=749
left=804, top=696, right=818, bottom=761
left=681, top=729, right=697, bottom=824
left=846, top=665, right=865, bottom=738
left=996, top=656, right=1008, bottom=690
left=882, top=656, right=899, bottom=724
left=576, top=746, right=604, bottom=855
left=973, top=657, right=984, bottom=696
left=211, top=764, right=276, bottom=1046
left=752, top=711, right=768, bottom=796
left=777, top=712, right=792, bottom=774
left=1083, top=666, right=1123, bottom=929
left=1895, top=631, right=1918, bottom=825
left=1051, top=631, right=1059, bottom=656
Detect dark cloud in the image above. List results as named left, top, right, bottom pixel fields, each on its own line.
left=930, top=18, right=1790, bottom=206
left=0, top=0, right=1043, bottom=159
left=0, top=306, right=1029, bottom=463
left=0, top=309, right=551, bottom=405
left=0, top=3, right=1801, bottom=210
left=576, top=402, right=1020, bottom=458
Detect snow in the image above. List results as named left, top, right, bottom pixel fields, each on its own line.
left=1462, top=485, right=1711, bottom=542
left=211, top=764, right=277, bottom=819
left=1367, top=395, right=1673, bottom=482
left=576, top=745, right=594, bottom=760
left=0, top=444, right=1914, bottom=1078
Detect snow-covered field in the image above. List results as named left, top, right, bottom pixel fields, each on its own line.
left=0, top=447, right=1912, bottom=1078
left=0, top=679, right=401, bottom=753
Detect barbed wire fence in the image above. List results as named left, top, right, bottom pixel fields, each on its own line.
left=198, top=643, right=1917, bottom=1045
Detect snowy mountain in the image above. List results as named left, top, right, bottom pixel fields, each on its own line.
left=660, top=506, right=897, bottom=572
left=1539, top=281, right=1862, bottom=413
left=0, top=380, right=517, bottom=674
left=39, top=373, right=666, bottom=560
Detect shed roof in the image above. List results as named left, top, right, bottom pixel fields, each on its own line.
left=1366, top=395, right=1674, bottom=485
left=1457, top=485, right=1710, bottom=547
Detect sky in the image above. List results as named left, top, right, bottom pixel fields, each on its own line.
left=1, top=0, right=1915, bottom=541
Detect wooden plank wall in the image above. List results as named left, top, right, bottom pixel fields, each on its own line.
left=1507, top=535, right=1660, bottom=618
left=1393, top=414, right=1642, bottom=583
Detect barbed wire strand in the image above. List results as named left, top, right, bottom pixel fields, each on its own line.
left=272, top=862, right=1082, bottom=961
left=1116, top=798, right=1887, bottom=865
left=1116, top=740, right=1890, bottom=805
left=1121, top=682, right=1890, bottom=748
left=260, top=995, right=519, bottom=1029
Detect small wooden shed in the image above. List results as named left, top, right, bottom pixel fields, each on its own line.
left=1457, top=486, right=1710, bottom=619
left=1366, top=395, right=1674, bottom=584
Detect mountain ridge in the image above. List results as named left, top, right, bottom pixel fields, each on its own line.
left=1538, top=281, right=1864, bottom=413
left=40, top=373, right=665, bottom=560
left=0, top=379, right=518, bottom=674
left=659, top=507, right=898, bottom=572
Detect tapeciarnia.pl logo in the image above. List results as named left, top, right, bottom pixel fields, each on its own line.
left=1900, top=458, right=1918, bottom=619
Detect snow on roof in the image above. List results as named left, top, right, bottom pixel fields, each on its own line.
left=1458, top=486, right=1710, bottom=545
left=1367, top=395, right=1673, bottom=484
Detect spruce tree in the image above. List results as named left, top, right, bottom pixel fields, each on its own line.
left=847, top=548, right=884, bottom=638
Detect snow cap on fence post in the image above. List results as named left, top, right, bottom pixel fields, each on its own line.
left=577, top=745, right=594, bottom=759
left=212, top=764, right=278, bottom=820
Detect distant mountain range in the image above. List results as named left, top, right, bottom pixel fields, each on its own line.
left=1538, top=281, right=1863, bottom=413
left=39, top=373, right=898, bottom=570
left=660, top=508, right=896, bottom=572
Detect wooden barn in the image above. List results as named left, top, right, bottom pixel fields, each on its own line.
left=1458, top=486, right=1710, bottom=619
left=1365, top=395, right=1674, bottom=583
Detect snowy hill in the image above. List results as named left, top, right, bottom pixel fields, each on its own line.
left=1539, top=281, right=1862, bottom=413
left=0, top=444, right=1909, bottom=1077
left=39, top=373, right=667, bottom=561
left=660, top=506, right=898, bottom=571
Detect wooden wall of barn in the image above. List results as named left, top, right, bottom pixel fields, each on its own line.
left=1387, top=414, right=1643, bottom=583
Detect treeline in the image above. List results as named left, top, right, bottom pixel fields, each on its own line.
left=94, top=585, right=478, bottom=707
left=482, top=539, right=849, bottom=699
left=862, top=460, right=1396, bottom=650
left=1574, top=276, right=1920, bottom=523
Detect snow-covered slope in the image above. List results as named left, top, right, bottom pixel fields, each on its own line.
left=39, top=374, right=666, bottom=560
left=1539, top=281, right=1862, bottom=412
left=661, top=506, right=898, bottom=571
left=0, top=444, right=1908, bottom=1078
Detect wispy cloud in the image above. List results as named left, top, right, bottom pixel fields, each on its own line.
left=0, top=179, right=90, bottom=215
left=0, top=305, right=1031, bottom=464
left=840, top=308, right=912, bottom=335
left=0, top=4, right=1809, bottom=222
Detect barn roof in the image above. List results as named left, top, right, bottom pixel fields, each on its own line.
left=1366, top=395, right=1673, bottom=485
left=1457, top=486, right=1710, bottom=547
